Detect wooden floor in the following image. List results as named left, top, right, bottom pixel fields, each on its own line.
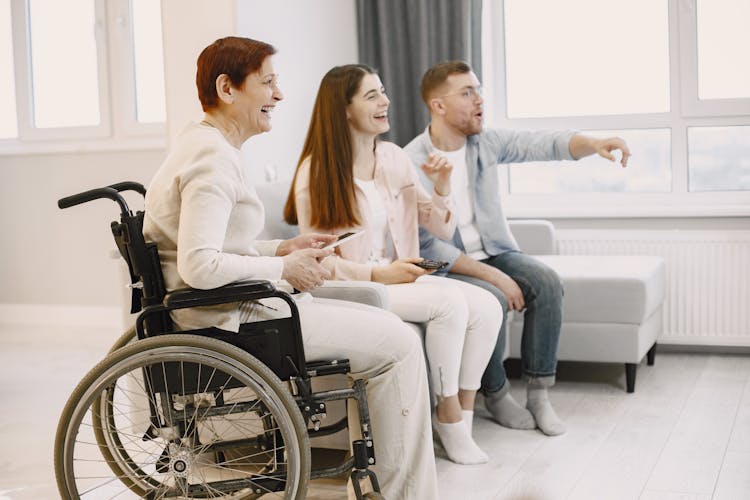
left=1, top=322, right=749, bottom=499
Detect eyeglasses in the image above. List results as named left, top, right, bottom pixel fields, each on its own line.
left=439, top=86, right=483, bottom=100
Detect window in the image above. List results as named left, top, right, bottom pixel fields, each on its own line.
left=28, top=0, right=101, bottom=129
left=688, top=126, right=750, bottom=192
left=131, top=0, right=167, bottom=124
left=483, top=0, right=750, bottom=217
left=1, top=0, right=18, bottom=138
left=1, top=0, right=166, bottom=151
left=510, top=129, right=671, bottom=194
left=503, top=0, right=669, bottom=118
left=695, top=0, right=750, bottom=101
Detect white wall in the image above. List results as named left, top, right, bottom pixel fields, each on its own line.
left=0, top=0, right=237, bottom=324
left=235, top=0, right=359, bottom=181
left=161, top=0, right=236, bottom=145
left=4, top=0, right=746, bottom=329
left=0, top=0, right=358, bottom=323
left=0, top=149, right=163, bottom=321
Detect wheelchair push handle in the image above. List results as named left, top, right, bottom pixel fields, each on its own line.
left=107, top=181, right=146, bottom=196
left=57, top=182, right=146, bottom=216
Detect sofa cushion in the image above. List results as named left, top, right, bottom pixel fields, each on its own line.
left=530, top=255, right=665, bottom=324
left=508, top=220, right=557, bottom=255
left=255, top=180, right=299, bottom=240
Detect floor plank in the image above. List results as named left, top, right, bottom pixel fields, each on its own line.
left=1, top=323, right=749, bottom=500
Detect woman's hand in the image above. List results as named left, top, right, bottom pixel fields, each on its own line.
left=371, top=258, right=433, bottom=285
left=419, top=153, right=453, bottom=196
left=276, top=233, right=337, bottom=256
left=281, top=247, right=333, bottom=290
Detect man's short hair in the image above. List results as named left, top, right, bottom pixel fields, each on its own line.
left=420, top=61, right=473, bottom=106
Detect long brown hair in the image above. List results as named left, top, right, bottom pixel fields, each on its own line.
left=283, top=64, right=376, bottom=229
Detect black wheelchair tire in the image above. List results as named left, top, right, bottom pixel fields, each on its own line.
left=55, top=333, right=311, bottom=499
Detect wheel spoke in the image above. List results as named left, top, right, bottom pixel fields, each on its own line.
left=55, top=334, right=309, bottom=499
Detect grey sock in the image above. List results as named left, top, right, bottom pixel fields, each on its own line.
left=526, top=385, right=566, bottom=436
left=484, top=385, right=535, bottom=430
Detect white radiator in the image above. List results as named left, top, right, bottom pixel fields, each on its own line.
left=557, top=230, right=750, bottom=347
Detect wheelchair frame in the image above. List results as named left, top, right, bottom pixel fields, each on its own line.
left=54, top=181, right=382, bottom=499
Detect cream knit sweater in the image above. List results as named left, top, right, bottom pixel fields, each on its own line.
left=143, top=122, right=284, bottom=332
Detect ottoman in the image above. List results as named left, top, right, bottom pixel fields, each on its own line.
left=508, top=255, right=666, bottom=392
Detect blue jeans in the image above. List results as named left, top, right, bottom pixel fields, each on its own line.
left=446, top=251, right=563, bottom=394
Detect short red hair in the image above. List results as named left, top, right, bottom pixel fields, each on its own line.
left=196, top=36, right=276, bottom=111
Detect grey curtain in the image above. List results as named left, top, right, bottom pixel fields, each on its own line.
left=356, top=0, right=483, bottom=146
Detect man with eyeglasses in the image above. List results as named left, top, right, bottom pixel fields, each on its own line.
left=404, top=60, right=630, bottom=436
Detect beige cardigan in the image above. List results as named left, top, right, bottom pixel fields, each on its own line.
left=294, top=141, right=456, bottom=281
left=143, top=122, right=284, bottom=332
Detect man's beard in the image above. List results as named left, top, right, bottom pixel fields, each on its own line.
left=458, top=118, right=482, bottom=136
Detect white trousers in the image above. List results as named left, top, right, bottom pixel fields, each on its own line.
left=386, top=275, right=502, bottom=397
left=243, top=296, right=439, bottom=500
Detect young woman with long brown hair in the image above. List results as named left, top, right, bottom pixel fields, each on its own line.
left=284, top=64, right=502, bottom=465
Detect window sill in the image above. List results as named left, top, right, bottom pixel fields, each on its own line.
left=0, top=136, right=167, bottom=156
left=504, top=193, right=750, bottom=219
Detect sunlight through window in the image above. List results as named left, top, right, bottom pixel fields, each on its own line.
left=132, top=0, right=166, bottom=123
left=503, top=0, right=670, bottom=118
left=0, top=0, right=17, bottom=138
left=29, top=0, right=100, bottom=128
left=696, top=0, right=750, bottom=100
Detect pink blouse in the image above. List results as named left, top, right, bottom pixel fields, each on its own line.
left=294, top=141, right=456, bottom=281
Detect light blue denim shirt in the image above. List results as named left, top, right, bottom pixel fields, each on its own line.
left=403, top=126, right=576, bottom=272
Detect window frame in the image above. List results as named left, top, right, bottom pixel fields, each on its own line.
left=1, top=0, right=165, bottom=154
left=482, top=0, right=750, bottom=218
left=679, top=0, right=750, bottom=117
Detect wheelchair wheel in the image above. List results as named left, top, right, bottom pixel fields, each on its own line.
left=55, top=334, right=310, bottom=499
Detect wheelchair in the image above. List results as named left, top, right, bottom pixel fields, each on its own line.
left=54, top=182, right=383, bottom=499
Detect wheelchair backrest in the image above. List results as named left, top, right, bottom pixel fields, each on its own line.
left=111, top=210, right=173, bottom=336
left=59, top=181, right=312, bottom=381
left=58, top=182, right=174, bottom=336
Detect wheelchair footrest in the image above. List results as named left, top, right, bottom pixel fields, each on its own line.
left=306, top=359, right=350, bottom=377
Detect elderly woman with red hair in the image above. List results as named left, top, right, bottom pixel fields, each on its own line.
left=144, top=37, right=438, bottom=499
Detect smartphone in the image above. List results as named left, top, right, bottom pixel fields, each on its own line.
left=415, top=259, right=449, bottom=270
left=324, top=230, right=365, bottom=249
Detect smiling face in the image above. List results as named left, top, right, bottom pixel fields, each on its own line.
left=234, top=56, right=283, bottom=136
left=437, top=71, right=484, bottom=136
left=346, top=73, right=390, bottom=138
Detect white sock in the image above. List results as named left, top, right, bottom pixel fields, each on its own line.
left=462, top=410, right=475, bottom=435
left=526, top=385, right=566, bottom=436
left=433, top=419, right=488, bottom=465
left=484, top=390, right=536, bottom=430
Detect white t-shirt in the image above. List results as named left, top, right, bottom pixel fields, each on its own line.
left=354, top=178, right=395, bottom=265
left=433, top=145, right=488, bottom=260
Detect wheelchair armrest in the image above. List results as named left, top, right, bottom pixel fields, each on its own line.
left=308, top=280, right=389, bottom=309
left=164, top=280, right=278, bottom=309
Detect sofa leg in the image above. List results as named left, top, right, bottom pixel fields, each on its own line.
left=503, top=358, right=522, bottom=379
left=647, top=343, right=657, bottom=366
left=625, top=363, right=637, bottom=393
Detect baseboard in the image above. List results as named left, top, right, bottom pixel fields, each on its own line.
left=0, top=303, right=121, bottom=328
left=656, top=343, right=750, bottom=355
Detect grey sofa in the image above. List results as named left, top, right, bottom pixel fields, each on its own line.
left=256, top=181, right=665, bottom=393
left=504, top=221, right=665, bottom=392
